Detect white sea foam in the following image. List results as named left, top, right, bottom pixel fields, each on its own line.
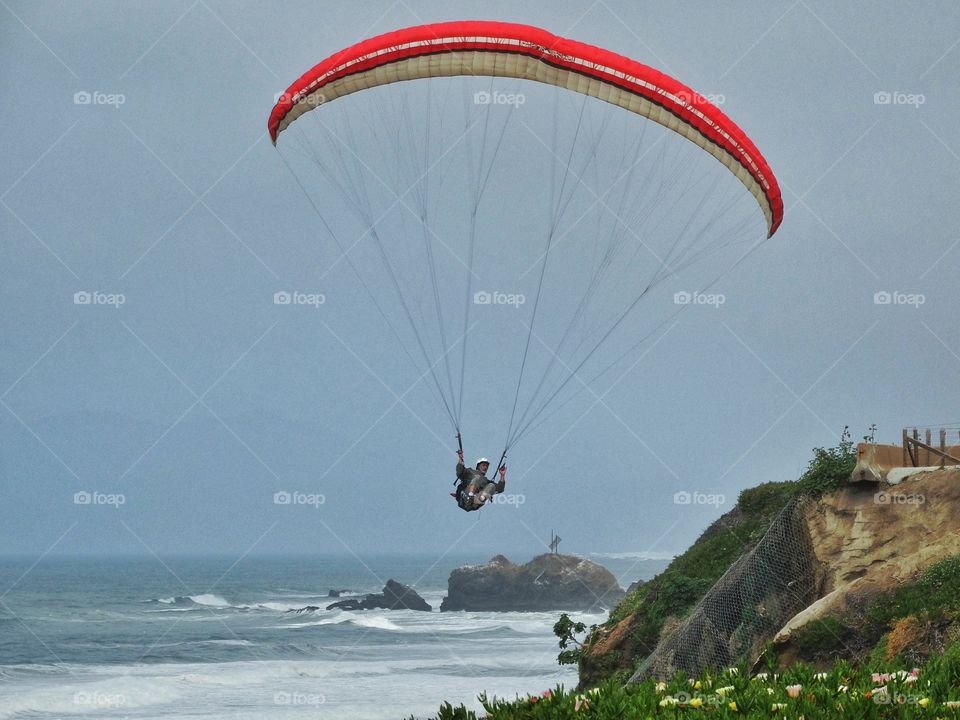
left=588, top=550, right=676, bottom=560
left=188, top=594, right=231, bottom=608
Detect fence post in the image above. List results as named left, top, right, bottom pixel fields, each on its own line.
left=941, top=429, right=947, bottom=467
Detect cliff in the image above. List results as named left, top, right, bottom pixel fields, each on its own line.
left=581, top=467, right=960, bottom=685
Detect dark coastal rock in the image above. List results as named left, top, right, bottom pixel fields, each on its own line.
left=286, top=605, right=319, bottom=614
left=440, top=553, right=624, bottom=612
left=326, top=579, right=431, bottom=612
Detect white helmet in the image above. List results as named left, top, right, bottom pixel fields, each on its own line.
left=475, top=457, right=490, bottom=467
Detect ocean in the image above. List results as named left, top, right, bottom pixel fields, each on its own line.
left=0, top=554, right=667, bottom=719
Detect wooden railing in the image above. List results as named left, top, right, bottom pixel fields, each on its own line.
left=902, top=428, right=960, bottom=467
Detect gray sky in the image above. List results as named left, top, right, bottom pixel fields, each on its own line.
left=2, top=0, right=959, bottom=564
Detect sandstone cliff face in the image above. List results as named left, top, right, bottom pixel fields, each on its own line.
left=584, top=468, right=960, bottom=684
left=776, top=468, right=960, bottom=643
left=440, top=554, right=624, bottom=612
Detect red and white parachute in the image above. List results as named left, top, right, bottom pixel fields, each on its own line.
left=269, top=21, right=783, bottom=456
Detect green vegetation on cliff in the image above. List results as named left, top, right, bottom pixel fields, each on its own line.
left=574, top=428, right=859, bottom=686
left=787, top=554, right=960, bottom=668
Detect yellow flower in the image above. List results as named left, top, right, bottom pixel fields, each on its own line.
left=690, top=697, right=703, bottom=708
left=716, top=686, right=735, bottom=696
left=728, top=701, right=738, bottom=711
left=918, top=698, right=930, bottom=708
left=694, top=680, right=702, bottom=690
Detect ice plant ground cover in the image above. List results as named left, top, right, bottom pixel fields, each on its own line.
left=419, top=642, right=960, bottom=719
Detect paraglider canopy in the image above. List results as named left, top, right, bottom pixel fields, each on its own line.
left=269, top=20, right=782, bottom=235
left=268, top=21, right=784, bottom=468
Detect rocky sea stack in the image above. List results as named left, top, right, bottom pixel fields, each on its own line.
left=325, top=579, right=431, bottom=612
left=440, top=553, right=624, bottom=612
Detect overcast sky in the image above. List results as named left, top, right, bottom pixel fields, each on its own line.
left=2, top=0, right=959, bottom=565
